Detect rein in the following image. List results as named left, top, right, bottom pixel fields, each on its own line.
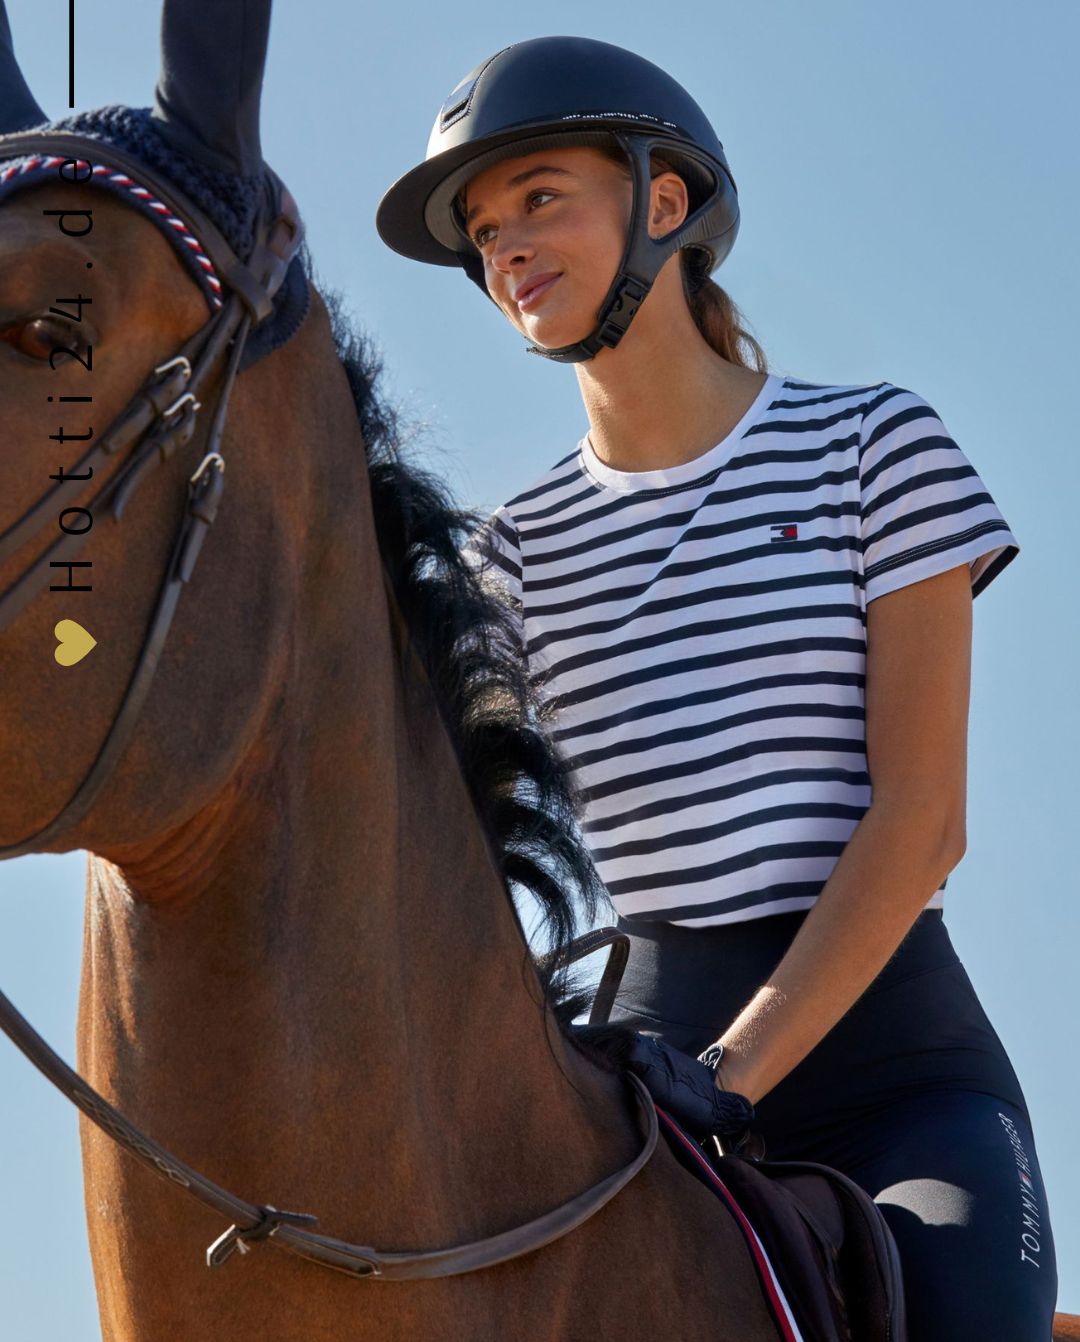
left=0, top=133, right=656, bottom=1281
left=0, top=897, right=648, bottom=1278
left=0, top=930, right=653, bottom=1279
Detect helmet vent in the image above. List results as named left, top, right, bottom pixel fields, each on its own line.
left=439, top=77, right=478, bottom=133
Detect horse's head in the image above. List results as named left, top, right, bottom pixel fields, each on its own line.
left=0, top=2, right=597, bottom=968
left=0, top=5, right=318, bottom=864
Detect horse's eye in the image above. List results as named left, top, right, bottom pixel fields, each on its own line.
left=16, top=316, right=87, bottom=361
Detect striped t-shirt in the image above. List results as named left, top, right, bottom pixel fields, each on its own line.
left=468, top=376, right=1019, bottom=927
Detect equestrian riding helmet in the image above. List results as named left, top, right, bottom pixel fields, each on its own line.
left=376, top=36, right=740, bottom=363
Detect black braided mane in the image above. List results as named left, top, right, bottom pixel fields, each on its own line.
left=308, top=257, right=609, bottom=1025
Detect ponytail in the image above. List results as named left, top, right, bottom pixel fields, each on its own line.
left=680, top=248, right=769, bottom=374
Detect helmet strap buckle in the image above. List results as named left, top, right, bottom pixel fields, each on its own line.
left=594, top=274, right=651, bottom=350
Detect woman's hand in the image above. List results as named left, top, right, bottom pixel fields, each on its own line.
left=622, top=1032, right=754, bottom=1143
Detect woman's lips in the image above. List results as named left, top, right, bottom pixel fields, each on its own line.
left=516, top=273, right=562, bottom=311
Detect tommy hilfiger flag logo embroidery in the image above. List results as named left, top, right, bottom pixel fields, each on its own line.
left=770, top=524, right=799, bottom=541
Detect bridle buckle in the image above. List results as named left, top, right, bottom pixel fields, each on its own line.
left=189, top=451, right=225, bottom=488
left=153, top=354, right=193, bottom=382
left=162, top=390, right=201, bottom=424
left=206, top=1205, right=320, bottom=1270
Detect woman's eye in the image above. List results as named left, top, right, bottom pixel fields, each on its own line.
left=473, top=191, right=557, bottom=249
left=15, top=316, right=86, bottom=361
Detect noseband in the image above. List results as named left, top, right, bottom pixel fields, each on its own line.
left=0, top=135, right=657, bottom=1282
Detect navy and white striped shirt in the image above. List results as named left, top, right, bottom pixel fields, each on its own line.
left=469, top=376, right=1019, bottom=926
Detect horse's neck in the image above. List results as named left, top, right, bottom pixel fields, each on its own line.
left=78, top=444, right=638, bottom=1282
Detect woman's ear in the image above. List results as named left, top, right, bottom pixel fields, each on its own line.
left=649, top=171, right=690, bottom=240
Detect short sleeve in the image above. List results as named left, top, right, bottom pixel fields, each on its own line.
left=461, top=506, right=525, bottom=655
left=859, top=384, right=1020, bottom=604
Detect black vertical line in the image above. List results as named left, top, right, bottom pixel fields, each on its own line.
left=68, top=0, right=75, bottom=107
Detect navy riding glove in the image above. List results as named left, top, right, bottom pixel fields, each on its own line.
left=622, top=1032, right=754, bottom=1144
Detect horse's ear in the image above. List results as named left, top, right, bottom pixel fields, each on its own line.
left=150, top=0, right=271, bottom=177
left=0, top=2, right=47, bottom=133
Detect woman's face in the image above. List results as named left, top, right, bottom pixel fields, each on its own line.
left=462, top=146, right=638, bottom=350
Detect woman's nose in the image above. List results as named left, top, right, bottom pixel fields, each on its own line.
left=491, top=222, right=535, bottom=273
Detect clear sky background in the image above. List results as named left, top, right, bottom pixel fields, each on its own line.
left=1, top=0, right=1077, bottom=1335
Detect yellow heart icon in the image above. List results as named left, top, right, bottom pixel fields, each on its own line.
left=54, top=619, right=97, bottom=667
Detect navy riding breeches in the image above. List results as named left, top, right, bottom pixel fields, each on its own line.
left=608, top=909, right=1059, bottom=1340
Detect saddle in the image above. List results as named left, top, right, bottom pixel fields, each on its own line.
left=565, top=929, right=908, bottom=1342
left=671, top=1113, right=906, bottom=1341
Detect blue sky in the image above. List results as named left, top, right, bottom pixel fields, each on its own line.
left=1, top=0, right=1077, bottom=1332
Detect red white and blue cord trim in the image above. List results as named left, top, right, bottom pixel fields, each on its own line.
left=0, top=154, right=223, bottom=312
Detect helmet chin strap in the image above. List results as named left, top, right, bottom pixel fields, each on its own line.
left=524, top=134, right=689, bottom=366
left=458, top=133, right=727, bottom=365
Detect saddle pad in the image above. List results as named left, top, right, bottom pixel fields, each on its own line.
left=656, top=1106, right=805, bottom=1342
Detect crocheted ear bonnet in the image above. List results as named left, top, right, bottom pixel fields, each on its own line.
left=0, top=104, right=309, bottom=356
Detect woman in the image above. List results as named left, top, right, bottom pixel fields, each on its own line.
left=377, top=36, right=1058, bottom=1338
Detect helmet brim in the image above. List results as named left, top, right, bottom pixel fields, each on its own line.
left=376, top=120, right=719, bottom=269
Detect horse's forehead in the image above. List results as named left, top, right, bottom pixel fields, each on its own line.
left=0, top=189, right=211, bottom=339
left=0, top=152, right=225, bottom=314
left=0, top=103, right=258, bottom=313
left=0, top=109, right=310, bottom=363
left=0, top=177, right=143, bottom=234
left=0, top=201, right=97, bottom=274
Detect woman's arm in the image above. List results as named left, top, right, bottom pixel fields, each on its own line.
left=711, top=561, right=974, bottom=1105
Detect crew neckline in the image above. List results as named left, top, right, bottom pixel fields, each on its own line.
left=579, top=372, right=786, bottom=494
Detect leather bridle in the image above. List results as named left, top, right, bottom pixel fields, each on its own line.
left=0, top=131, right=655, bottom=1280
left=0, top=130, right=304, bottom=859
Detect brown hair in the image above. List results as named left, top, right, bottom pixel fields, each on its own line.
left=595, top=143, right=769, bottom=374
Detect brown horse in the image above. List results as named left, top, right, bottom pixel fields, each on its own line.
left=1, top=30, right=1075, bottom=1342
left=6, top=179, right=1078, bottom=1342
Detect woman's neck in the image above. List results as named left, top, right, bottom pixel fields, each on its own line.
left=574, top=294, right=769, bottom=474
